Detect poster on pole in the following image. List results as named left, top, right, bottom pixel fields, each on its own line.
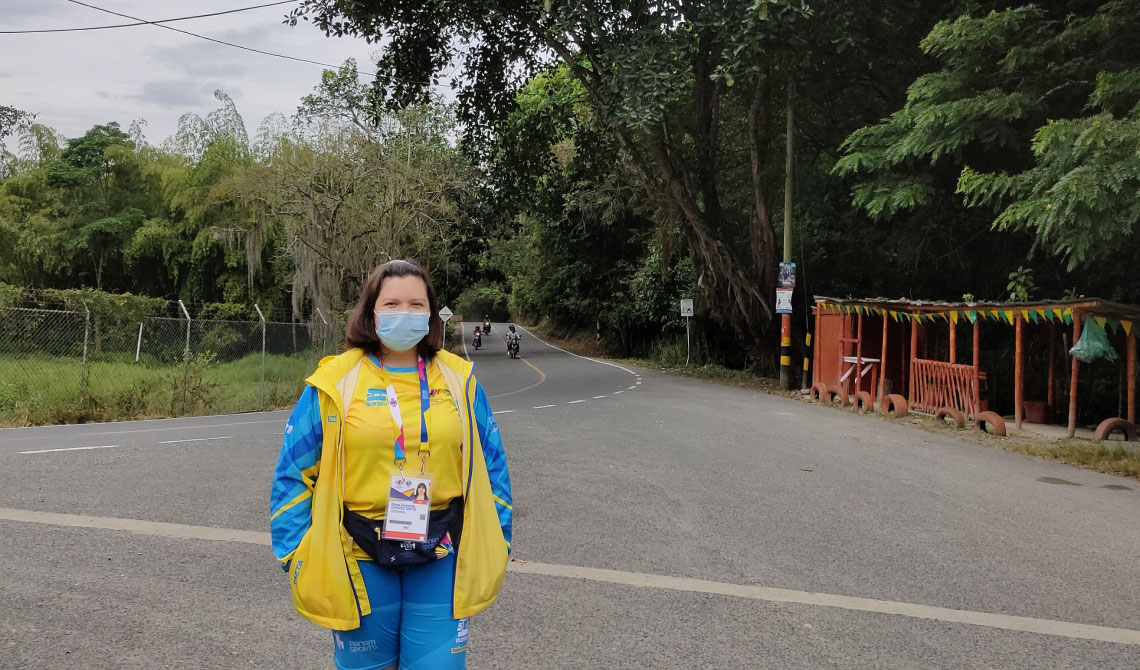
left=776, top=289, right=793, bottom=314
left=776, top=263, right=795, bottom=315
left=680, top=299, right=694, bottom=317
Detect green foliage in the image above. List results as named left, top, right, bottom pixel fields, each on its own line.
left=1006, top=265, right=1035, bottom=302
left=839, top=1, right=1140, bottom=272
left=455, top=282, right=510, bottom=322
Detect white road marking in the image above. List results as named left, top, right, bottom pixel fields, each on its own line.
left=532, top=404, right=556, bottom=409
left=593, top=395, right=607, bottom=399
left=458, top=320, right=471, bottom=360
left=613, top=390, right=624, bottom=394
left=493, top=410, right=515, bottom=415
left=3, top=506, right=1138, bottom=647
left=157, top=436, right=233, bottom=445
left=567, top=399, right=587, bottom=404
left=511, top=325, right=639, bottom=377
left=627, top=385, right=637, bottom=390
left=19, top=445, right=121, bottom=455
left=5, top=418, right=285, bottom=441
left=0, top=411, right=288, bottom=435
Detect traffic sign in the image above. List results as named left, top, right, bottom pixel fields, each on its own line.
left=680, top=299, right=694, bottom=317
left=438, top=306, right=453, bottom=323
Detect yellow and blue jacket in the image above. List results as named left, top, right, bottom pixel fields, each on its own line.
left=270, top=348, right=512, bottom=630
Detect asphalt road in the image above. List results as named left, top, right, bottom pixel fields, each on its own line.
left=1, top=323, right=1139, bottom=668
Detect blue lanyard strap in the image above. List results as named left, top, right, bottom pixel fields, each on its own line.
left=369, top=354, right=430, bottom=464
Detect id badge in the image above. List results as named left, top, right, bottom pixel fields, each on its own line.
left=383, top=473, right=433, bottom=542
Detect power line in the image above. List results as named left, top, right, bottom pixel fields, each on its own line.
left=60, top=0, right=451, bottom=87
left=0, top=1, right=297, bottom=34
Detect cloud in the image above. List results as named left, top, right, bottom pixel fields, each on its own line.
left=129, top=80, right=211, bottom=109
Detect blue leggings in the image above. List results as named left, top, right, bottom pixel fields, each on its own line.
left=332, top=555, right=468, bottom=670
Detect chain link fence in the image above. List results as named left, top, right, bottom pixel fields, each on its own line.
left=0, top=305, right=345, bottom=426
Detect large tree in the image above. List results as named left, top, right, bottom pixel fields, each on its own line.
left=836, top=1, right=1140, bottom=299
left=289, top=0, right=830, bottom=360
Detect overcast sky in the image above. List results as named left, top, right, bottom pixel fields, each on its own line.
left=1, top=0, right=431, bottom=148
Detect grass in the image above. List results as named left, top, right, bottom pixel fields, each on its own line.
left=0, top=352, right=318, bottom=426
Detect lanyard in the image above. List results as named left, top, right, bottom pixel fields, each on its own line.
left=369, top=354, right=431, bottom=471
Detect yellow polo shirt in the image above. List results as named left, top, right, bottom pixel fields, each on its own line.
left=342, top=356, right=464, bottom=527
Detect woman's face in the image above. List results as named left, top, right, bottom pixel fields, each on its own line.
left=416, top=483, right=428, bottom=498
left=374, top=275, right=430, bottom=315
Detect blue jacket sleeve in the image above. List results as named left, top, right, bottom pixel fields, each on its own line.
left=472, top=380, right=512, bottom=551
left=270, top=385, right=323, bottom=567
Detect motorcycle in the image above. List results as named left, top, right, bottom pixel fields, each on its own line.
left=473, top=333, right=482, bottom=350
left=507, top=337, right=520, bottom=359
left=483, top=320, right=491, bottom=333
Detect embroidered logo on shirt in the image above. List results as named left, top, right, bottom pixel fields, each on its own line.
left=429, top=388, right=453, bottom=402
left=365, top=388, right=389, bottom=407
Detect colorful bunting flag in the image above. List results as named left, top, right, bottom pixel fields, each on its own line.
left=991, top=310, right=1001, bottom=321
left=1036, top=309, right=1048, bottom=321
left=1106, top=319, right=1120, bottom=335
left=1003, top=310, right=1015, bottom=324
left=1053, top=308, right=1063, bottom=321
left=1124, top=320, right=1133, bottom=336
left=950, top=311, right=959, bottom=325
left=967, top=310, right=977, bottom=323
left=1094, top=316, right=1107, bottom=328
left=1028, top=310, right=1039, bottom=324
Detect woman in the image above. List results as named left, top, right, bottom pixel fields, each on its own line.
left=270, top=259, right=512, bottom=670
left=413, top=482, right=429, bottom=504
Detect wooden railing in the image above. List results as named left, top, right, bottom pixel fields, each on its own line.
left=911, top=358, right=978, bottom=418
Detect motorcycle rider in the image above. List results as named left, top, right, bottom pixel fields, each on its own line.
left=483, top=315, right=491, bottom=333
left=506, top=325, right=521, bottom=358
left=473, top=325, right=482, bottom=349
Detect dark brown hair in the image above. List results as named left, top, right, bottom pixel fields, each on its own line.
left=345, top=259, right=443, bottom=360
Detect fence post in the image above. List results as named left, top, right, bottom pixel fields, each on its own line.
left=178, top=300, right=191, bottom=414
left=254, top=304, right=267, bottom=409
left=80, top=304, right=91, bottom=398
left=135, top=323, right=143, bottom=363
left=315, top=308, right=329, bottom=357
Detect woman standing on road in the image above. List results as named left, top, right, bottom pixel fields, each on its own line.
left=270, top=259, right=513, bottom=670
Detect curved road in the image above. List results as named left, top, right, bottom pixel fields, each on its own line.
left=1, top=327, right=1138, bottom=668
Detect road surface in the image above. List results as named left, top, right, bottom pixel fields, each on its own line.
left=1, top=323, right=1138, bottom=668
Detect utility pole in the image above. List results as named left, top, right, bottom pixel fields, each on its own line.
left=779, top=78, right=795, bottom=390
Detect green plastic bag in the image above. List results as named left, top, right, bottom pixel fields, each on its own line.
left=1069, top=316, right=1118, bottom=363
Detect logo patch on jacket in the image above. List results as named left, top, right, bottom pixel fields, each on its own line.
left=327, top=415, right=337, bottom=424
left=365, top=388, right=389, bottom=407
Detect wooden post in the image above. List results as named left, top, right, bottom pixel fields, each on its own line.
left=855, top=311, right=864, bottom=394
left=909, top=316, right=919, bottom=403
left=949, top=315, right=957, bottom=364
left=813, top=303, right=822, bottom=386
left=1014, top=313, right=1024, bottom=430
left=837, top=310, right=846, bottom=386
left=972, top=318, right=980, bottom=420
left=1047, top=321, right=1056, bottom=412
left=1128, top=329, right=1136, bottom=424
left=879, top=313, right=889, bottom=406
left=1068, top=312, right=1081, bottom=438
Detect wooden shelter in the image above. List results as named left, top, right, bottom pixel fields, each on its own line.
left=811, top=297, right=1139, bottom=440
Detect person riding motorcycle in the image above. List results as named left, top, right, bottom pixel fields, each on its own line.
left=483, top=315, right=491, bottom=333
left=505, top=325, right=521, bottom=358
left=472, top=325, right=482, bottom=350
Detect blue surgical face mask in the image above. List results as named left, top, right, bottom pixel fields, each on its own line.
left=374, top=310, right=430, bottom=352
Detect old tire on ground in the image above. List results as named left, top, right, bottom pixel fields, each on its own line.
left=826, top=385, right=850, bottom=407
left=935, top=406, right=965, bottom=429
left=1094, top=418, right=1138, bottom=442
left=881, top=394, right=909, bottom=418
left=975, top=411, right=1007, bottom=437
left=810, top=382, right=828, bottom=402
left=854, top=391, right=874, bottom=412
